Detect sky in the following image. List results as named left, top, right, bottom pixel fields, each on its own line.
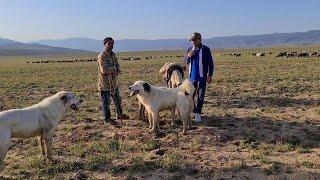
left=1, top=0, right=320, bottom=42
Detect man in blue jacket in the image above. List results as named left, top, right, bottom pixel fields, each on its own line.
left=184, top=32, right=215, bottom=123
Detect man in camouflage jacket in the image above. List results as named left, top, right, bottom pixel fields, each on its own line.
left=97, top=37, right=129, bottom=125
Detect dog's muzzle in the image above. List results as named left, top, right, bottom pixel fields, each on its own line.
left=129, top=90, right=139, bottom=97
left=71, top=104, right=79, bottom=110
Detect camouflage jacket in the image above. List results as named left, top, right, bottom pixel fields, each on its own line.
left=97, top=50, right=120, bottom=92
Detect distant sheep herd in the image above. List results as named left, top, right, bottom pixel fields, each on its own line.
left=275, top=51, right=320, bottom=58
left=27, top=58, right=98, bottom=64
left=26, top=55, right=185, bottom=64
left=224, top=50, right=320, bottom=58
left=26, top=50, right=319, bottom=64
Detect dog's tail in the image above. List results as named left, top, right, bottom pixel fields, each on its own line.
left=177, top=79, right=195, bottom=96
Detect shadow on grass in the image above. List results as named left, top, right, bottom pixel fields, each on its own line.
left=201, top=114, right=320, bottom=148
left=239, top=96, right=320, bottom=108
left=90, top=160, right=320, bottom=179
left=209, top=96, right=320, bottom=109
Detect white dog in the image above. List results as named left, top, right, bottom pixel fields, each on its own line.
left=0, top=91, right=82, bottom=172
left=129, top=80, right=195, bottom=134
left=138, top=63, right=185, bottom=121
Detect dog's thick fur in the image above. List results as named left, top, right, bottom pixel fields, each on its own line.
left=130, top=80, right=195, bottom=134
left=0, top=91, right=81, bottom=172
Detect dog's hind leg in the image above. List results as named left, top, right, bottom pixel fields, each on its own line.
left=178, top=110, right=188, bottom=135
left=187, top=115, right=191, bottom=130
left=170, top=108, right=176, bottom=126
left=0, top=128, right=11, bottom=172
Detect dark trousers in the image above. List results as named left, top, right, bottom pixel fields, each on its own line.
left=193, top=79, right=207, bottom=114
left=100, top=88, right=122, bottom=121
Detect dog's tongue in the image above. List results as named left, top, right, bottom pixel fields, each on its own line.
left=129, top=91, right=135, bottom=97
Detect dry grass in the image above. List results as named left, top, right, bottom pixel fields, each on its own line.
left=0, top=47, right=320, bottom=179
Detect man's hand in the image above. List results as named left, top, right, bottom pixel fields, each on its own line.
left=107, top=67, right=118, bottom=75
left=187, top=50, right=195, bottom=57
left=187, top=46, right=197, bottom=57
left=207, top=76, right=212, bottom=84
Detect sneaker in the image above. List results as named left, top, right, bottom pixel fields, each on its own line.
left=194, top=113, right=202, bottom=123
left=117, top=114, right=130, bottom=120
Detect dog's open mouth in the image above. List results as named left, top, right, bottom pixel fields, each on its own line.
left=129, top=90, right=139, bottom=97
left=71, top=104, right=78, bottom=110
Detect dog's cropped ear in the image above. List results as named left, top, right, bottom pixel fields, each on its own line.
left=143, top=83, right=150, bottom=92
left=59, top=93, right=69, bottom=104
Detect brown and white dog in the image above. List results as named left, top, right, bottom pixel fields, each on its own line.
left=130, top=80, right=195, bottom=134
left=0, top=91, right=82, bottom=172
left=158, top=62, right=185, bottom=88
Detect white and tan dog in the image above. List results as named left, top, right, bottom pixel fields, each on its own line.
left=0, top=91, right=82, bottom=172
left=129, top=80, right=195, bottom=134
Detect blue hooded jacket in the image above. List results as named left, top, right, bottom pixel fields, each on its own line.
left=184, top=44, right=214, bottom=80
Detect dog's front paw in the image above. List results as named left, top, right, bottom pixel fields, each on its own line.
left=149, top=128, right=155, bottom=133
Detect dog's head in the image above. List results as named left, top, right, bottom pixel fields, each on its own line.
left=129, top=81, right=151, bottom=97
left=59, top=91, right=83, bottom=110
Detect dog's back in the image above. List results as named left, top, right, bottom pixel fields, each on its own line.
left=176, top=79, right=195, bottom=96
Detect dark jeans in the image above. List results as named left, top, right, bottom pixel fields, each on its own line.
left=192, top=79, right=207, bottom=114
left=100, top=88, right=123, bottom=121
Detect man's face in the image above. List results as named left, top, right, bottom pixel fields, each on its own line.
left=191, top=38, right=201, bottom=48
left=104, top=40, right=114, bottom=51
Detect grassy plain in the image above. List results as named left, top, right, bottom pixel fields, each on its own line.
left=0, top=46, right=319, bottom=179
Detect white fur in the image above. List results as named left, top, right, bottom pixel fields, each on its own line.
left=130, top=80, right=195, bottom=134
left=0, top=91, right=81, bottom=172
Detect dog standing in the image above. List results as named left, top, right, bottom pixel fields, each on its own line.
left=130, top=80, right=195, bottom=134
left=0, top=91, right=82, bottom=172
left=139, top=62, right=185, bottom=121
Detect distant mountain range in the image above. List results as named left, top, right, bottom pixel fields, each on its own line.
left=30, top=30, right=320, bottom=52
left=0, top=38, right=94, bottom=56
left=31, top=38, right=189, bottom=52
left=1, top=30, right=320, bottom=55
